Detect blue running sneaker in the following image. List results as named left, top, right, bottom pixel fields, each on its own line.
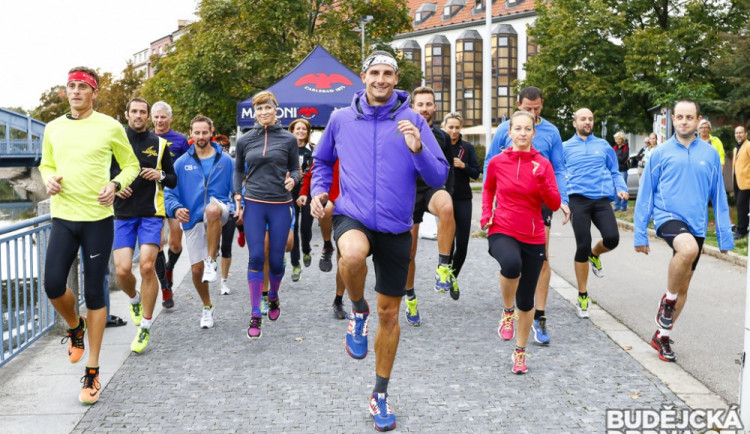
left=404, top=297, right=420, bottom=326
left=346, top=311, right=369, bottom=359
left=369, top=393, right=396, bottom=432
left=434, top=264, right=453, bottom=293
left=532, top=316, right=550, bottom=345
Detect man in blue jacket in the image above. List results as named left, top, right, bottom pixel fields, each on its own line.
left=563, top=108, right=628, bottom=320
left=483, top=86, right=570, bottom=346
left=634, top=99, right=733, bottom=363
left=164, top=115, right=234, bottom=330
left=310, top=51, right=448, bottom=432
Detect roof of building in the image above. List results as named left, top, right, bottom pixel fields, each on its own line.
left=405, top=0, right=535, bottom=32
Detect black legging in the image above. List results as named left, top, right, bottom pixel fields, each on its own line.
left=569, top=194, right=620, bottom=262
left=44, top=217, right=114, bottom=309
left=290, top=200, right=313, bottom=267
left=220, top=217, right=237, bottom=259
left=737, top=188, right=750, bottom=236
left=450, top=198, right=472, bottom=277
left=488, top=233, right=545, bottom=312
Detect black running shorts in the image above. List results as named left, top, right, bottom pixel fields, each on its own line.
left=656, top=219, right=705, bottom=271
left=332, top=214, right=411, bottom=298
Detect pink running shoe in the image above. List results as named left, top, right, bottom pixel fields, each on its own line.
left=497, top=309, right=515, bottom=340
left=511, top=348, right=528, bottom=374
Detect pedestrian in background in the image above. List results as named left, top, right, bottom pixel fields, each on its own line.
left=612, top=131, right=630, bottom=211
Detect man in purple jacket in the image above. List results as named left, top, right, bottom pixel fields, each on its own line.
left=310, top=51, right=448, bottom=432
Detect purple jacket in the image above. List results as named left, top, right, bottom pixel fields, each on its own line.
left=312, top=89, right=449, bottom=234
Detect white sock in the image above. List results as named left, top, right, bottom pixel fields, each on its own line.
left=140, top=317, right=153, bottom=329
left=222, top=278, right=228, bottom=284
left=665, top=291, right=677, bottom=301
left=130, top=292, right=141, bottom=305
left=659, top=328, right=670, bottom=337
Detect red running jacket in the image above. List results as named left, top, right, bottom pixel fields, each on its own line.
left=481, top=147, right=561, bottom=244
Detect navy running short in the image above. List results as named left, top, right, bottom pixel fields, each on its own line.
left=656, top=219, right=705, bottom=271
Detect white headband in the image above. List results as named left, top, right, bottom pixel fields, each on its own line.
left=362, top=54, right=399, bottom=73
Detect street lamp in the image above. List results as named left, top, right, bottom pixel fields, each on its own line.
left=359, top=15, right=374, bottom=65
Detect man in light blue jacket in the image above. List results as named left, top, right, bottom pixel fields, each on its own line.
left=310, top=51, right=448, bottom=432
left=634, top=99, right=733, bottom=363
left=164, top=115, right=234, bottom=330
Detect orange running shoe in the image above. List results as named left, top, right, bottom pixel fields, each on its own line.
left=61, top=316, right=87, bottom=363
left=79, top=366, right=100, bottom=404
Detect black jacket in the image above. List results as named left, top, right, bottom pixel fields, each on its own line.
left=111, top=127, right=177, bottom=219
left=451, top=136, right=480, bottom=200
left=416, top=125, right=455, bottom=194
left=613, top=143, right=629, bottom=172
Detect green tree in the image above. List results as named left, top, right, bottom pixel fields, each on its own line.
left=96, top=63, right=145, bottom=122
left=523, top=0, right=748, bottom=139
left=141, top=0, right=412, bottom=134
left=31, top=86, right=69, bottom=123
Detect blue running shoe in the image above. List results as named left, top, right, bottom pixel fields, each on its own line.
left=532, top=317, right=550, bottom=345
left=434, top=264, right=453, bottom=293
left=346, top=311, right=369, bottom=359
left=369, top=393, right=396, bottom=432
left=404, top=297, right=420, bottom=326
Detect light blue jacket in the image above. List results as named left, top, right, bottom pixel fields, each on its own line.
left=633, top=136, right=734, bottom=250
left=563, top=134, right=627, bottom=200
left=165, top=143, right=234, bottom=230
left=484, top=117, right=568, bottom=204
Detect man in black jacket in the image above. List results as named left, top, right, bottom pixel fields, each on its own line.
left=403, top=86, right=457, bottom=327
left=111, top=97, right=177, bottom=354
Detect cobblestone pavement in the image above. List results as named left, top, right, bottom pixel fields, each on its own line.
left=73, top=230, right=682, bottom=433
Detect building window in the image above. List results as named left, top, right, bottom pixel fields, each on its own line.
left=397, top=40, right=423, bottom=90
left=492, top=24, right=518, bottom=125
left=443, top=0, right=466, bottom=19
left=455, top=30, right=483, bottom=127
left=425, top=35, right=451, bottom=125
left=414, top=3, right=438, bottom=25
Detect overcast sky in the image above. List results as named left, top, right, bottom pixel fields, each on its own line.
left=0, top=0, right=200, bottom=111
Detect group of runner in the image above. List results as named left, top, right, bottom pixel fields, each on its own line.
left=41, top=55, right=736, bottom=432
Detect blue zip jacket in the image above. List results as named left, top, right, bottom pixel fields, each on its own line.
left=633, top=136, right=734, bottom=250
left=484, top=117, right=568, bottom=204
left=563, top=134, right=627, bottom=200
left=164, top=142, right=234, bottom=230
left=311, top=89, right=449, bottom=234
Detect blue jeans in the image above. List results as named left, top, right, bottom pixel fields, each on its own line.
left=614, top=171, right=628, bottom=210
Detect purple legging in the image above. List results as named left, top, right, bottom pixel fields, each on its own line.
left=243, top=200, right=293, bottom=317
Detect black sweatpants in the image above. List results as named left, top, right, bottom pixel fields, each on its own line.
left=290, top=200, right=313, bottom=267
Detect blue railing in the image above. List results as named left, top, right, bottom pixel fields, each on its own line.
left=0, top=214, right=84, bottom=368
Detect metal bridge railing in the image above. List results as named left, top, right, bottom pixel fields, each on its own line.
left=0, top=214, right=84, bottom=368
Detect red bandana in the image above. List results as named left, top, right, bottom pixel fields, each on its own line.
left=67, top=71, right=98, bottom=90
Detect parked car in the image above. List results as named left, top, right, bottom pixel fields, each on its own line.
left=627, top=156, right=640, bottom=198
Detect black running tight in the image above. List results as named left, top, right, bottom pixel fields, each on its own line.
left=569, top=194, right=619, bottom=262
left=488, top=233, right=545, bottom=312
left=451, top=198, right=472, bottom=277
left=44, top=217, right=114, bottom=309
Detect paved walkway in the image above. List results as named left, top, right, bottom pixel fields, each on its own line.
left=1, top=208, right=730, bottom=432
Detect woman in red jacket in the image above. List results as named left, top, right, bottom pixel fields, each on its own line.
left=481, top=111, right=561, bottom=374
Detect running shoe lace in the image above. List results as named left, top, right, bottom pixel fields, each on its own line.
left=501, top=312, right=515, bottom=331
left=538, top=318, right=547, bottom=335
left=323, top=248, right=333, bottom=261
left=358, top=314, right=369, bottom=337
left=514, top=351, right=529, bottom=368
left=61, top=329, right=85, bottom=350
left=660, top=336, right=673, bottom=353
left=202, top=308, right=212, bottom=322
left=250, top=317, right=261, bottom=329
left=137, top=328, right=148, bottom=342
left=80, top=371, right=99, bottom=391
left=132, top=303, right=142, bottom=317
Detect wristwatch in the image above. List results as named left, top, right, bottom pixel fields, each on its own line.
left=158, top=170, right=166, bottom=182
left=112, top=181, right=121, bottom=192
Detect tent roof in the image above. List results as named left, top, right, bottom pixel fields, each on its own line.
left=237, top=45, right=363, bottom=129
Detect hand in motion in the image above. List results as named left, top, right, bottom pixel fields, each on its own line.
left=617, top=191, right=629, bottom=201
left=175, top=208, right=190, bottom=223
left=635, top=245, right=650, bottom=255
left=233, top=194, right=243, bottom=220
left=97, top=182, right=117, bottom=206
left=140, top=168, right=162, bottom=181
left=560, top=204, right=571, bottom=225
left=284, top=173, right=295, bottom=191
left=115, top=187, right=133, bottom=199
left=310, top=193, right=329, bottom=219
left=46, top=176, right=63, bottom=195
left=453, top=157, right=465, bottom=169
left=397, top=120, right=422, bottom=153
left=296, top=195, right=308, bottom=207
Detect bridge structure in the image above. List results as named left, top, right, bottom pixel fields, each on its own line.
left=0, top=109, right=45, bottom=168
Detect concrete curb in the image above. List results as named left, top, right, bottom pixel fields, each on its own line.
left=549, top=272, right=729, bottom=410
left=616, top=219, right=747, bottom=267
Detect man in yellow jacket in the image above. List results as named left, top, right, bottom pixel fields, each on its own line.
left=734, top=125, right=750, bottom=239
left=39, top=66, right=140, bottom=405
